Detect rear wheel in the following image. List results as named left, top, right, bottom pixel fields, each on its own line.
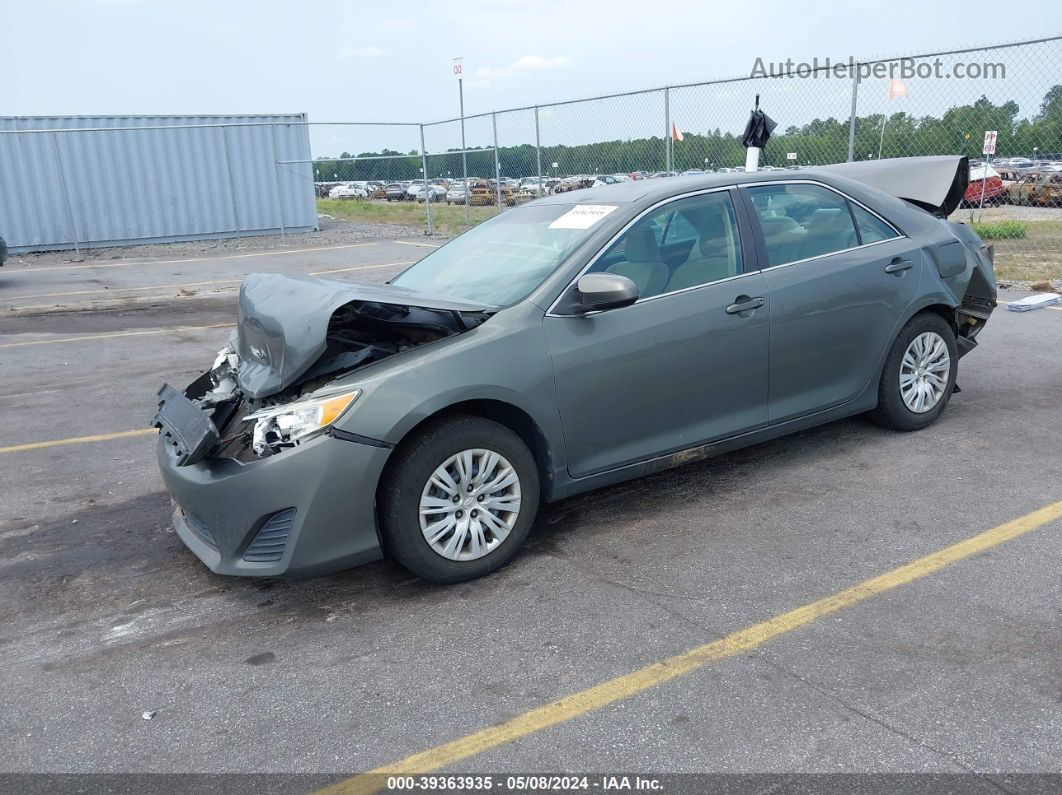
left=378, top=416, right=540, bottom=583
left=869, top=312, right=957, bottom=432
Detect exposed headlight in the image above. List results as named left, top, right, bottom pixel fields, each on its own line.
left=245, top=389, right=360, bottom=456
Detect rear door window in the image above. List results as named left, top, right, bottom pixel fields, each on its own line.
left=746, top=183, right=906, bottom=266
left=851, top=203, right=900, bottom=244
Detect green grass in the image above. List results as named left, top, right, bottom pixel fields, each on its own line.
left=984, top=220, right=1062, bottom=283
left=318, top=198, right=496, bottom=237
left=971, top=220, right=1027, bottom=240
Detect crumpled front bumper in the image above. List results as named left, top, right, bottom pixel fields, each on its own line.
left=157, top=432, right=390, bottom=577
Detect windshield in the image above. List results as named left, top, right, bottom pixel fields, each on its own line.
left=390, top=203, right=616, bottom=306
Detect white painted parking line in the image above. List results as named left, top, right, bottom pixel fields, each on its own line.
left=394, top=240, right=442, bottom=249
left=0, top=324, right=231, bottom=350
left=7, top=261, right=414, bottom=302
left=4, top=243, right=378, bottom=274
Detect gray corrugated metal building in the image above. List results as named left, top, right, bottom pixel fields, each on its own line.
left=0, top=114, right=318, bottom=253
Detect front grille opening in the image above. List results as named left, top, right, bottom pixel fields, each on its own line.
left=242, top=508, right=296, bottom=563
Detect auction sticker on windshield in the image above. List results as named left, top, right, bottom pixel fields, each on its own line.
left=549, top=204, right=619, bottom=229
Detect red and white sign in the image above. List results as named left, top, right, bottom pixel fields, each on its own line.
left=982, top=130, right=998, bottom=155
left=452, top=57, right=464, bottom=80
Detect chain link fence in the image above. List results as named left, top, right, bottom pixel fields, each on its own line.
left=300, top=35, right=1062, bottom=281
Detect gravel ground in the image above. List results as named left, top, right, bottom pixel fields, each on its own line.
left=6, top=216, right=436, bottom=269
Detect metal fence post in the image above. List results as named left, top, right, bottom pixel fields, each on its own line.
left=50, top=130, right=81, bottom=259
left=269, top=124, right=286, bottom=239
left=459, top=82, right=470, bottom=225
left=534, top=106, right=543, bottom=196
left=847, top=64, right=860, bottom=162
left=420, top=124, right=433, bottom=236
left=492, top=112, right=501, bottom=209
left=219, top=126, right=241, bottom=234
left=664, top=86, right=672, bottom=174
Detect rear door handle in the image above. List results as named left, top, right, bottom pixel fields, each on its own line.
left=884, top=257, right=913, bottom=274
left=725, top=296, right=765, bottom=315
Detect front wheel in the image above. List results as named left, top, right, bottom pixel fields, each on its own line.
left=869, top=312, right=958, bottom=432
left=378, top=416, right=540, bottom=583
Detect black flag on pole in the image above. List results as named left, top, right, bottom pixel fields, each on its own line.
left=742, top=95, right=776, bottom=148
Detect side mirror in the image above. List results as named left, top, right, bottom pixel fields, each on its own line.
left=575, top=273, right=639, bottom=313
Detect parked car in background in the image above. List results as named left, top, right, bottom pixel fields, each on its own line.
left=962, top=164, right=1006, bottom=206
left=328, top=183, right=368, bottom=200
left=385, top=183, right=409, bottom=201
left=446, top=184, right=468, bottom=204
left=154, top=156, right=994, bottom=584
left=1007, top=171, right=1062, bottom=206
left=411, top=183, right=448, bottom=203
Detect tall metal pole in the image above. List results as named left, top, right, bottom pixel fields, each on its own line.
left=420, top=124, right=433, bottom=236
left=847, top=64, right=860, bottom=162
left=459, top=76, right=469, bottom=225
left=51, top=130, right=81, bottom=259
left=664, top=86, right=672, bottom=174
left=492, top=111, right=501, bottom=209
left=534, top=106, right=543, bottom=196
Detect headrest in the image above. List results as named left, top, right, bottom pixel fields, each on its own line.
left=759, top=215, right=801, bottom=234
left=806, top=208, right=850, bottom=230
left=624, top=225, right=660, bottom=262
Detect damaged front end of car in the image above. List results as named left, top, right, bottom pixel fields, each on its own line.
left=154, top=273, right=493, bottom=466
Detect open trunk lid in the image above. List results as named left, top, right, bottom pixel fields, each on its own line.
left=817, top=155, right=970, bottom=217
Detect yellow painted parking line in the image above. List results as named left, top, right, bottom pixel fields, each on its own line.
left=394, top=240, right=442, bottom=249
left=0, top=428, right=156, bottom=455
left=8, top=261, right=415, bottom=302
left=0, top=323, right=231, bottom=350
left=323, top=498, right=1062, bottom=794
left=8, top=243, right=378, bottom=274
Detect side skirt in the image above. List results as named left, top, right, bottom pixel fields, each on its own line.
left=549, top=389, right=879, bottom=502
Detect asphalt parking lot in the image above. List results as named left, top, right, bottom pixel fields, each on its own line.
left=1, top=239, right=1060, bottom=787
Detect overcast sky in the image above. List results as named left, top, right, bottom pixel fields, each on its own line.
left=3, top=0, right=1061, bottom=154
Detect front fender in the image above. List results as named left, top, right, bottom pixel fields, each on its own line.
left=329, top=303, right=568, bottom=481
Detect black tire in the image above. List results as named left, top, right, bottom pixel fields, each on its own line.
left=869, top=312, right=958, bottom=432
left=378, top=415, right=540, bottom=583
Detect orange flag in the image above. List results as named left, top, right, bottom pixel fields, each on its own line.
left=671, top=121, right=684, bottom=142
left=887, top=79, right=909, bottom=100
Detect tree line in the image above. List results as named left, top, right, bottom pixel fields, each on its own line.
left=312, top=87, right=1062, bottom=182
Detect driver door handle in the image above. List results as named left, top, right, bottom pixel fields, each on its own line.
left=725, top=296, right=765, bottom=314
left=884, top=257, right=913, bottom=274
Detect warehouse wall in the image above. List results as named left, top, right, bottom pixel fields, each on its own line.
left=0, top=114, right=318, bottom=253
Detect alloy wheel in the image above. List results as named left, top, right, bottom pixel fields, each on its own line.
left=900, top=331, right=951, bottom=413
left=419, top=448, right=522, bottom=561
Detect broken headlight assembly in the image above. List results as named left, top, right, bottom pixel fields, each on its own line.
left=245, top=389, right=361, bottom=457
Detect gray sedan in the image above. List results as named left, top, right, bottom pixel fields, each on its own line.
left=154, top=156, right=996, bottom=583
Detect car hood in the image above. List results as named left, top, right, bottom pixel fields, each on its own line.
left=236, top=272, right=493, bottom=399
left=816, top=156, right=970, bottom=217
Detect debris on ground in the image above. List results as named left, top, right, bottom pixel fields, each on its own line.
left=1005, top=293, right=1062, bottom=312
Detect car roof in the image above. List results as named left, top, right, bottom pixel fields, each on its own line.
left=530, top=156, right=968, bottom=216
left=528, top=169, right=841, bottom=206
